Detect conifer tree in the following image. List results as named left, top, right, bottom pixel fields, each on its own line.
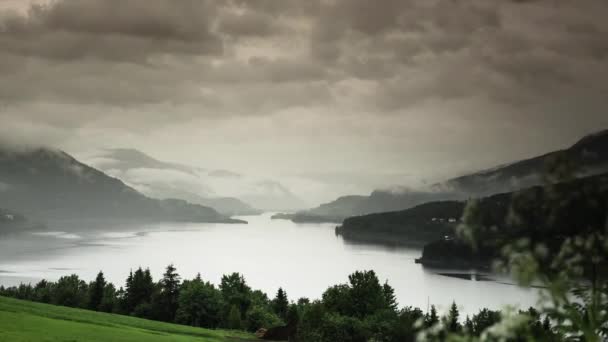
left=125, top=267, right=154, bottom=314
left=159, top=264, right=181, bottom=322
left=88, top=271, right=106, bottom=311
left=425, top=305, right=439, bottom=327
left=447, top=301, right=461, bottom=333
left=272, top=287, right=289, bottom=321
left=382, top=282, right=398, bottom=311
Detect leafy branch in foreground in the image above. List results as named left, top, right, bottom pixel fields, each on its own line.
left=433, top=156, right=608, bottom=341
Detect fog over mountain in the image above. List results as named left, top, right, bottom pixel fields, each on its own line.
left=286, top=129, right=608, bottom=222
left=85, top=148, right=304, bottom=212
left=1, top=0, right=608, bottom=206
left=0, top=147, right=242, bottom=224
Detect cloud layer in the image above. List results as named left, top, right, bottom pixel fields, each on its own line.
left=1, top=0, right=608, bottom=203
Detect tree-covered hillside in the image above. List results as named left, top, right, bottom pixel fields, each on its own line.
left=285, top=130, right=608, bottom=223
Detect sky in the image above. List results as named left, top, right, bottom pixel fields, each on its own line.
left=1, top=0, right=608, bottom=205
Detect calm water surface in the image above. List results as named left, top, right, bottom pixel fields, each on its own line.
left=0, top=213, right=538, bottom=315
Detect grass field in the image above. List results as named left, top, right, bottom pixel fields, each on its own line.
left=0, top=296, right=257, bottom=342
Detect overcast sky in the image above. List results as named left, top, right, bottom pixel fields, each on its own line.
left=1, top=0, right=607, bottom=203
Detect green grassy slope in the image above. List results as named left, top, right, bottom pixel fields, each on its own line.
left=0, top=296, right=255, bottom=342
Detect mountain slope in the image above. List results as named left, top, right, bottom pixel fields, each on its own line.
left=433, top=128, right=608, bottom=195
left=0, top=148, right=242, bottom=223
left=87, top=148, right=305, bottom=213
left=338, top=171, right=608, bottom=249
left=416, top=171, right=608, bottom=268
left=0, top=207, right=42, bottom=232
left=274, top=191, right=461, bottom=224
left=97, top=148, right=201, bottom=175
left=290, top=129, right=608, bottom=223
left=0, top=207, right=26, bottom=225
left=336, top=200, right=464, bottom=245
left=90, top=148, right=259, bottom=215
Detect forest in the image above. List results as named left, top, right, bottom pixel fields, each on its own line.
left=0, top=266, right=557, bottom=341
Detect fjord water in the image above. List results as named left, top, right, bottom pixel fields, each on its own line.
left=0, top=213, right=537, bottom=315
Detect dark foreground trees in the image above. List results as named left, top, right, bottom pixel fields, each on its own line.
left=0, top=265, right=560, bottom=341
left=175, top=274, right=222, bottom=328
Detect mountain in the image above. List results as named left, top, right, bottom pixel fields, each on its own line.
left=338, top=171, right=608, bottom=253
left=94, top=148, right=201, bottom=175
left=283, top=129, right=608, bottom=223
left=87, top=148, right=258, bottom=215
left=432, top=128, right=608, bottom=195
left=237, top=180, right=307, bottom=212
left=0, top=148, right=243, bottom=223
left=335, top=200, right=464, bottom=246
left=416, top=171, right=608, bottom=269
left=0, top=207, right=42, bottom=232
left=272, top=191, right=461, bottom=223
left=86, top=148, right=305, bottom=213
left=113, top=178, right=260, bottom=216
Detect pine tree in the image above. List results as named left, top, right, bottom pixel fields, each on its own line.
left=143, top=268, right=154, bottom=299
left=425, top=305, right=439, bottom=327
left=88, top=271, right=106, bottom=311
left=159, top=264, right=181, bottom=322
left=382, top=282, right=398, bottom=311
left=99, top=283, right=117, bottom=313
left=124, top=270, right=134, bottom=312
left=447, top=301, right=461, bottom=333
left=125, top=267, right=154, bottom=314
left=272, top=287, right=289, bottom=321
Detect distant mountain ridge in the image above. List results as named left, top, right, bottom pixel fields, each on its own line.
left=87, top=148, right=305, bottom=213
left=281, top=129, right=608, bottom=223
left=338, top=170, right=608, bottom=250
left=87, top=148, right=258, bottom=215
left=0, top=148, right=243, bottom=224
left=433, top=129, right=608, bottom=195
left=99, top=148, right=201, bottom=175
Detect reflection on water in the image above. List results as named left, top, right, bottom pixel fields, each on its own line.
left=435, top=272, right=494, bottom=282
left=30, top=231, right=82, bottom=239
left=0, top=213, right=538, bottom=316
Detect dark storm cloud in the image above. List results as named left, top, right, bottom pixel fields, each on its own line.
left=307, top=0, right=608, bottom=112
left=0, top=0, right=222, bottom=61
left=218, top=10, right=283, bottom=38
left=0, top=0, right=607, bottom=141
